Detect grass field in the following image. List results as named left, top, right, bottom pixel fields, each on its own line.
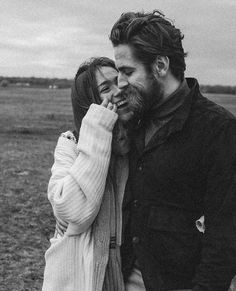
left=0, top=87, right=236, bottom=290
left=0, top=87, right=73, bottom=291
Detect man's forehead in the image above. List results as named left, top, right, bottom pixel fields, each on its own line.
left=114, top=44, right=138, bottom=69
left=114, top=45, right=133, bottom=61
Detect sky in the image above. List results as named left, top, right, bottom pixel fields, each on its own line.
left=1, top=0, right=236, bottom=85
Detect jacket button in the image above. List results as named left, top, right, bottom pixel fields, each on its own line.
left=138, top=165, right=143, bottom=171
left=133, top=200, right=139, bottom=208
left=132, top=236, right=140, bottom=244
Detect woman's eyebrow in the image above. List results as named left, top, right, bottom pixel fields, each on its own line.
left=98, top=75, right=117, bottom=88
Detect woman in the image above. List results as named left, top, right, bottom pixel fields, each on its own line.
left=42, top=57, right=129, bottom=291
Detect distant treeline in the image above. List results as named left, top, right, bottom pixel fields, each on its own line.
left=200, top=85, right=236, bottom=95
left=0, top=76, right=236, bottom=94
left=0, top=76, right=73, bottom=89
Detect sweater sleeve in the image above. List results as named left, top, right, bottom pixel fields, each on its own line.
left=193, top=119, right=236, bottom=291
left=48, top=104, right=118, bottom=233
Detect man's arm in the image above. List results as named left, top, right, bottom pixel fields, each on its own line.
left=193, top=120, right=236, bottom=291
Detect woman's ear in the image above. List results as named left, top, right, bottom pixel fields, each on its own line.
left=152, top=56, right=169, bottom=78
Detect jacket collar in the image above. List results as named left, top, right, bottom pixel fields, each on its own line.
left=132, top=78, right=199, bottom=155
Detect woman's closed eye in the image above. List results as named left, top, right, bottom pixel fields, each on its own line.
left=100, top=86, right=110, bottom=93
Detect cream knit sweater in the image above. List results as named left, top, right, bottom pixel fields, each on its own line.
left=42, top=104, right=118, bottom=291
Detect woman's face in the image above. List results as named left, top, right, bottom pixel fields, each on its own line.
left=95, top=66, right=120, bottom=102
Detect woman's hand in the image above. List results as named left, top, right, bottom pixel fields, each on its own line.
left=101, top=98, right=117, bottom=112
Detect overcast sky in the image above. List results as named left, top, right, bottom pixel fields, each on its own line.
left=1, top=0, right=236, bottom=85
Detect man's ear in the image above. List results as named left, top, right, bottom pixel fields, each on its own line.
left=152, top=56, right=169, bottom=78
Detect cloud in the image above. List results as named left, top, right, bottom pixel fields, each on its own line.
left=0, top=0, right=236, bottom=85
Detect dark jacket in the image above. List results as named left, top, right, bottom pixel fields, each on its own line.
left=121, top=78, right=236, bottom=291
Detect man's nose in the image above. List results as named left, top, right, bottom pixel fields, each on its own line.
left=118, top=73, right=128, bottom=90
left=113, top=86, right=122, bottom=97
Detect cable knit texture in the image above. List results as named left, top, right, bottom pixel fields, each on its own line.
left=42, top=104, right=127, bottom=291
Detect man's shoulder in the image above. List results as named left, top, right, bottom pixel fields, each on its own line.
left=190, top=93, right=236, bottom=128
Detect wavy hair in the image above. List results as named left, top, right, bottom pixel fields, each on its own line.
left=109, top=10, right=187, bottom=81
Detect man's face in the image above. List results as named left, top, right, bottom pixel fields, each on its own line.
left=114, top=44, right=162, bottom=121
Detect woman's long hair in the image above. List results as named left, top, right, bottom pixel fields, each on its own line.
left=71, top=57, right=117, bottom=135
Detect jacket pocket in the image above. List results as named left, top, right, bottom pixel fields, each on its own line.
left=147, top=206, right=198, bottom=234
left=146, top=206, right=201, bottom=273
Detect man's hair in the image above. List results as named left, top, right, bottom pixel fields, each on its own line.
left=71, top=57, right=116, bottom=134
left=109, top=10, right=187, bottom=81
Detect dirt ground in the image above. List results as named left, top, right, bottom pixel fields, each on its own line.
left=0, top=87, right=236, bottom=290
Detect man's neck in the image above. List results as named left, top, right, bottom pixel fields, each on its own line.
left=162, top=75, right=181, bottom=100
left=144, top=77, right=188, bottom=146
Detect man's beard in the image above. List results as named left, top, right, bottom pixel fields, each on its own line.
left=121, top=77, right=162, bottom=122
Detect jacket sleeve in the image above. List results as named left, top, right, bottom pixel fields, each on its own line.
left=48, top=104, right=118, bottom=233
left=193, top=119, right=236, bottom=291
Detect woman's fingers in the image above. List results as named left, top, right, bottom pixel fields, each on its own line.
left=107, top=102, right=117, bottom=112
left=111, top=103, right=117, bottom=112
left=101, top=98, right=117, bottom=112
left=107, top=102, right=113, bottom=110
left=101, top=98, right=109, bottom=107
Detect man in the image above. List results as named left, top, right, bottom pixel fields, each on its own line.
left=109, top=10, right=236, bottom=291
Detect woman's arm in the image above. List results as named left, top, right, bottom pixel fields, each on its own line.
left=48, top=104, right=118, bottom=233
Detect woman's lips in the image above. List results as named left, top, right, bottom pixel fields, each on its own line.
left=116, top=99, right=128, bottom=108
